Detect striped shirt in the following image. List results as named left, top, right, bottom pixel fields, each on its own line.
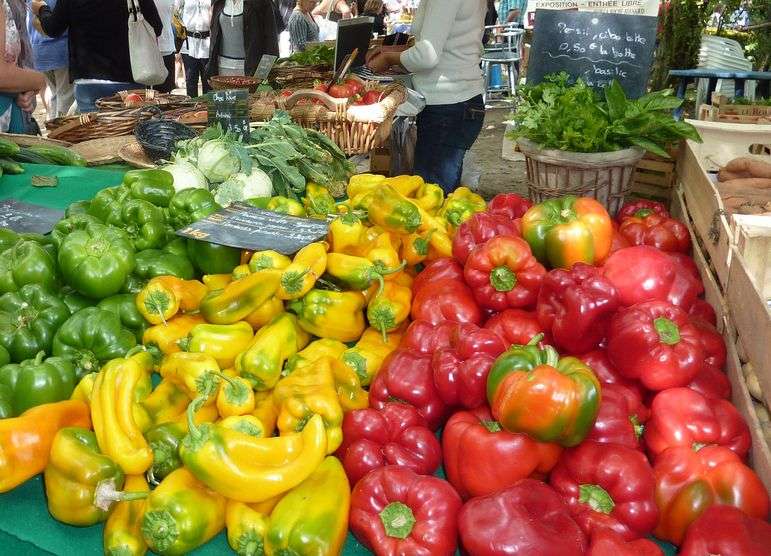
left=287, top=9, right=319, bottom=53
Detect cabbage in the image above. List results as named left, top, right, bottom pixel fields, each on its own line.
left=213, top=167, right=273, bottom=207
left=196, top=138, right=242, bottom=183
left=161, top=160, right=208, bottom=192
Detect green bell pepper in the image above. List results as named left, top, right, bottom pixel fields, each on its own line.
left=98, top=294, right=149, bottom=339
left=146, top=421, right=187, bottom=484
left=0, top=284, right=71, bottom=362
left=0, top=345, right=9, bottom=367
left=186, top=239, right=241, bottom=276
left=88, top=185, right=131, bottom=225
left=134, top=249, right=195, bottom=281
left=57, top=222, right=136, bottom=299
left=168, top=189, right=221, bottom=230
left=65, top=200, right=91, bottom=217
left=51, top=213, right=101, bottom=250
left=0, top=239, right=59, bottom=295
left=164, top=238, right=189, bottom=259
left=52, top=307, right=137, bottom=379
left=124, top=169, right=175, bottom=208
left=122, top=198, right=169, bottom=251
left=61, top=286, right=93, bottom=314
left=0, top=352, right=77, bottom=417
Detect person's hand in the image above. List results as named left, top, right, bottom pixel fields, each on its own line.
left=365, top=44, right=407, bottom=63
left=16, top=92, right=36, bottom=113
left=366, top=51, right=400, bottom=73
left=31, top=0, right=47, bottom=15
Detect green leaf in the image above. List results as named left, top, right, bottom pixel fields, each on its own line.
left=604, top=80, right=628, bottom=122
left=628, top=137, right=670, bottom=158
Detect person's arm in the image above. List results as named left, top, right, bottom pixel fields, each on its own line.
left=400, top=0, right=463, bottom=72
left=31, top=0, right=70, bottom=38
left=0, top=9, right=45, bottom=93
left=261, top=0, right=279, bottom=56
left=138, top=0, right=163, bottom=36
left=287, top=14, right=309, bottom=51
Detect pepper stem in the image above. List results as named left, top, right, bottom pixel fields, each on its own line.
left=527, top=333, right=544, bottom=346
left=634, top=208, right=653, bottom=218
left=630, top=414, right=644, bottom=439
left=578, top=484, right=615, bottom=514
left=186, top=396, right=206, bottom=440
left=33, top=351, right=45, bottom=365
left=93, top=478, right=148, bottom=512
left=141, top=509, right=178, bottom=553
left=379, top=501, right=416, bottom=539
left=654, top=317, right=681, bottom=345
left=490, top=266, right=517, bottom=292
left=377, top=260, right=407, bottom=277
left=481, top=420, right=502, bottom=432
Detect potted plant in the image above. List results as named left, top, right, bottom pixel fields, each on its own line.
left=509, top=73, right=701, bottom=214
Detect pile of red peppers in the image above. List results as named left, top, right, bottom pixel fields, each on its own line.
left=337, top=195, right=771, bottom=555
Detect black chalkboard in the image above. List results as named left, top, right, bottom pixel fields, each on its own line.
left=0, top=200, right=63, bottom=234
left=176, top=202, right=329, bottom=255
left=208, top=89, right=251, bottom=139
left=528, top=9, right=658, bottom=98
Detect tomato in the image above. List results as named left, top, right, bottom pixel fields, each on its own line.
left=345, top=78, right=364, bottom=95
left=328, top=83, right=354, bottom=98
left=313, top=82, right=329, bottom=93
left=362, top=90, right=383, bottom=105
left=280, top=89, right=293, bottom=98
left=124, top=93, right=143, bottom=107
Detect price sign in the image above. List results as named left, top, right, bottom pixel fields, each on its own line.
left=208, top=89, right=251, bottom=139
left=0, top=200, right=64, bottom=234
left=253, top=55, right=278, bottom=81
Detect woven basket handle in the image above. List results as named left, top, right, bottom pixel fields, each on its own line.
left=47, top=114, right=93, bottom=140
left=285, top=90, right=348, bottom=117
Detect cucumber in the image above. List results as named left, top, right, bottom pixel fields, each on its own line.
left=12, top=147, right=53, bottom=164
left=0, top=158, right=24, bottom=175
left=27, top=145, right=87, bottom=167
left=0, top=137, right=20, bottom=157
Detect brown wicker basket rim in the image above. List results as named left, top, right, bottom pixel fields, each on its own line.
left=517, top=137, right=646, bottom=167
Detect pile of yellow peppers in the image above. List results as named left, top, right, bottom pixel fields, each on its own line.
left=0, top=175, right=486, bottom=556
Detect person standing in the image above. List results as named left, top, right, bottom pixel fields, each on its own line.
left=26, top=0, right=73, bottom=116
left=207, top=0, right=279, bottom=78
left=177, top=0, right=210, bottom=97
left=362, top=0, right=386, bottom=36
left=154, top=0, right=176, bottom=93
left=366, top=0, right=486, bottom=193
left=31, top=0, right=163, bottom=113
left=288, top=0, right=319, bottom=53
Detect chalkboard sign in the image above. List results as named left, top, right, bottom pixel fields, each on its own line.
left=208, top=89, right=251, bottom=139
left=176, top=202, right=330, bottom=255
left=0, top=200, right=63, bottom=234
left=528, top=9, right=658, bottom=98
left=253, top=55, right=278, bottom=80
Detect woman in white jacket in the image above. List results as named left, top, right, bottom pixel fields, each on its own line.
left=367, top=0, right=486, bottom=193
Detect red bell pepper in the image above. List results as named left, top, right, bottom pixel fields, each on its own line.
left=464, top=236, right=546, bottom=311
left=349, top=466, right=462, bottom=556
left=484, top=309, right=546, bottom=346
left=653, top=445, right=769, bottom=545
left=442, top=406, right=562, bottom=499
left=411, top=258, right=463, bottom=298
left=603, top=246, right=676, bottom=307
left=680, top=505, right=771, bottom=556
left=687, top=364, right=731, bottom=400
left=458, top=479, right=587, bottom=556
left=432, top=323, right=507, bottom=409
left=666, top=253, right=704, bottom=310
left=618, top=213, right=691, bottom=253
left=486, top=193, right=532, bottom=220
left=578, top=350, right=646, bottom=400
left=487, top=337, right=601, bottom=447
left=616, top=200, right=670, bottom=222
left=536, top=263, right=620, bottom=354
left=452, top=211, right=521, bottom=265
left=688, top=298, right=717, bottom=326
left=586, top=383, right=648, bottom=450
left=410, top=278, right=482, bottom=326
left=399, top=320, right=454, bottom=355
left=607, top=301, right=706, bottom=391
left=643, top=387, right=751, bottom=460
left=691, top=316, right=726, bottom=369
left=587, top=529, right=663, bottom=556
left=609, top=222, right=632, bottom=255
left=337, top=403, right=442, bottom=486
left=550, top=440, right=659, bottom=540
left=370, top=349, right=447, bottom=430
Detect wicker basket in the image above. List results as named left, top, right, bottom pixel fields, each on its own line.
left=95, top=89, right=192, bottom=111
left=209, top=75, right=263, bottom=93
left=268, top=64, right=333, bottom=91
left=517, top=138, right=646, bottom=215
left=45, top=108, right=153, bottom=144
left=250, top=83, right=406, bottom=155
left=135, top=117, right=198, bottom=161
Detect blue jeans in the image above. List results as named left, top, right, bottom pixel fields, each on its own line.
left=74, top=81, right=142, bottom=113
left=413, top=95, right=485, bottom=194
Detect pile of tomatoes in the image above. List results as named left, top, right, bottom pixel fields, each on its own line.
left=281, top=77, right=384, bottom=105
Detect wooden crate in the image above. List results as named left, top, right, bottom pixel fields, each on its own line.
left=699, top=94, right=771, bottom=124
left=630, top=153, right=677, bottom=203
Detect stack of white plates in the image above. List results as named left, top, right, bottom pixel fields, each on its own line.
left=695, top=35, right=756, bottom=105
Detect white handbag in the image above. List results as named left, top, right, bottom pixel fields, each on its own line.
left=317, top=0, right=338, bottom=41
left=127, top=0, right=168, bottom=85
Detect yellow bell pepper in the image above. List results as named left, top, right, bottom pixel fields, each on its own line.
left=141, top=379, right=190, bottom=427
left=346, top=173, right=385, bottom=199
left=91, top=350, right=154, bottom=474
left=103, top=474, right=149, bottom=556
left=414, top=182, right=445, bottom=215
left=159, top=352, right=221, bottom=406
left=200, top=269, right=281, bottom=325
left=361, top=184, right=422, bottom=235
left=277, top=242, right=328, bottom=300
left=303, top=182, right=337, bottom=219
left=273, top=357, right=344, bottom=453
left=342, top=326, right=403, bottom=387
left=202, top=273, right=233, bottom=291
left=267, top=196, right=306, bottom=217
left=266, top=456, right=350, bottom=556
left=367, top=281, right=413, bottom=341
left=427, top=228, right=453, bottom=260
left=216, top=372, right=256, bottom=418
left=232, top=264, right=251, bottom=280
left=401, top=229, right=435, bottom=267
left=218, top=414, right=265, bottom=438
left=226, top=500, right=270, bottom=556
left=383, top=174, right=424, bottom=198
left=179, top=403, right=327, bottom=503
left=244, top=295, right=284, bottom=330
left=70, top=372, right=97, bottom=406
left=141, top=468, right=226, bottom=556
left=248, top=250, right=292, bottom=273
left=142, top=314, right=206, bottom=356
left=287, top=339, right=347, bottom=373
left=235, top=312, right=309, bottom=391
left=366, top=233, right=403, bottom=279
left=328, top=213, right=366, bottom=255
left=326, top=252, right=405, bottom=295
left=252, top=391, right=278, bottom=436
left=136, top=277, right=208, bottom=325
left=438, top=186, right=486, bottom=229
left=288, top=289, right=366, bottom=343
left=182, top=321, right=254, bottom=368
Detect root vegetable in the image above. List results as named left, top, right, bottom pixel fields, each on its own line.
left=718, top=169, right=752, bottom=182
left=718, top=177, right=771, bottom=190
left=725, top=157, right=771, bottom=179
